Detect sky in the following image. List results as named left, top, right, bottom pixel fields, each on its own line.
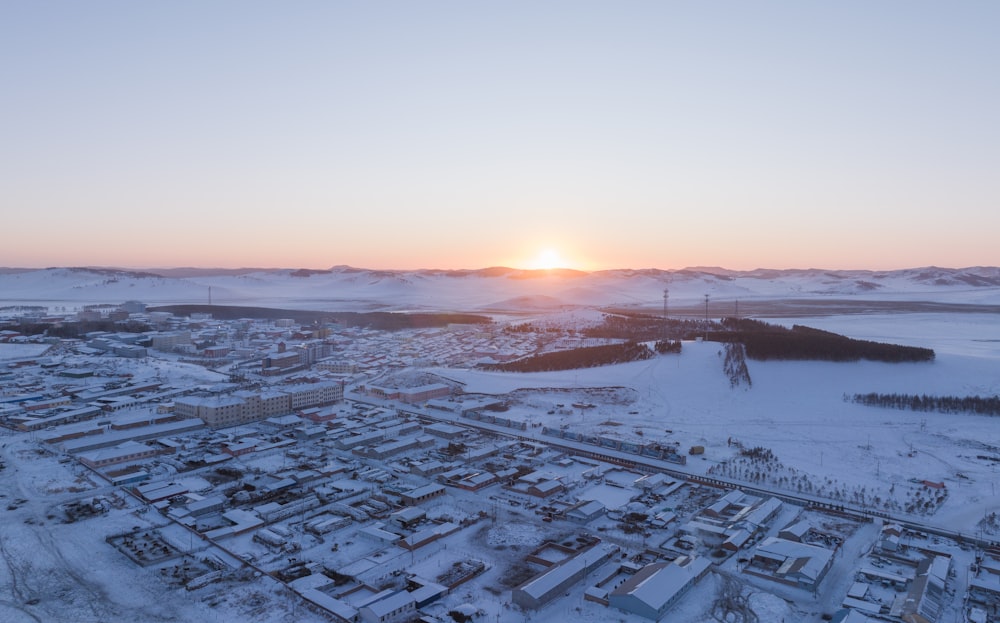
left=2, top=1, right=998, bottom=272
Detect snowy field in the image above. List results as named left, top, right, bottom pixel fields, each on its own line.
left=431, top=311, right=1000, bottom=534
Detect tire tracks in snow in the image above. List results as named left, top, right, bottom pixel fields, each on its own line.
left=0, top=535, right=42, bottom=623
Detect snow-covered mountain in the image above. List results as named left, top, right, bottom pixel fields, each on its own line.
left=2, top=265, right=1000, bottom=312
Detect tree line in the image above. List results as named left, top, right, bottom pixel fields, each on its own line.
left=654, top=340, right=682, bottom=354
left=850, top=392, right=1000, bottom=416
left=709, top=318, right=935, bottom=363
left=580, top=314, right=933, bottom=363
left=16, top=319, right=152, bottom=339
left=581, top=313, right=715, bottom=341
left=479, top=341, right=653, bottom=372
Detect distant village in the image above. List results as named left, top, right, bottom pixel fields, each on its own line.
left=1, top=301, right=998, bottom=623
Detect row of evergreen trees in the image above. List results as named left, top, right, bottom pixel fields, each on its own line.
left=581, top=313, right=715, bottom=341
left=558, top=315, right=934, bottom=364
left=723, top=343, right=752, bottom=388
left=479, top=341, right=653, bottom=372
left=710, top=318, right=935, bottom=363
left=850, top=392, right=1000, bottom=416
left=654, top=340, right=682, bottom=354
left=19, top=319, right=153, bottom=338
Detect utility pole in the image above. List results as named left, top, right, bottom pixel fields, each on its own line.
left=703, top=294, right=710, bottom=340
left=662, top=289, right=669, bottom=339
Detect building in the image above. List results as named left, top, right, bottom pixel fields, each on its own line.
left=78, top=441, right=169, bottom=468
left=779, top=520, right=811, bottom=542
left=525, top=479, right=564, bottom=498
left=294, top=340, right=334, bottom=365
left=389, top=507, right=426, bottom=530
left=174, top=382, right=342, bottom=428
left=150, top=331, right=192, bottom=351
left=284, top=382, right=343, bottom=410
left=315, top=359, right=357, bottom=374
left=609, top=556, right=712, bottom=620
left=358, top=590, right=415, bottom=623
left=299, top=405, right=341, bottom=423
left=398, top=522, right=459, bottom=551
left=746, top=537, right=835, bottom=591
left=261, top=350, right=303, bottom=375
left=202, top=345, right=231, bottom=358
left=564, top=500, right=606, bottom=524
left=260, top=391, right=293, bottom=417
left=894, top=556, right=950, bottom=623
left=512, top=542, right=617, bottom=610
left=422, top=422, right=465, bottom=440
left=174, top=394, right=247, bottom=428
left=223, top=439, right=259, bottom=457
left=366, top=386, right=400, bottom=400
left=400, top=484, right=446, bottom=506
left=398, top=383, right=451, bottom=403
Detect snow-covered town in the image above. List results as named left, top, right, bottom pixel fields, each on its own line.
left=2, top=269, right=1000, bottom=623
left=6, top=0, right=1000, bottom=620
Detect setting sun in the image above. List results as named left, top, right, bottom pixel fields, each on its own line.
left=531, top=248, right=565, bottom=270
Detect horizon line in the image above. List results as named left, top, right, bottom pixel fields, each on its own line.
left=2, top=263, right=997, bottom=275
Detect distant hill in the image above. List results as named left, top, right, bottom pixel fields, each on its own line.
left=2, top=265, right=1000, bottom=313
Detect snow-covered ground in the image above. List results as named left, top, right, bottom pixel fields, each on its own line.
left=430, top=311, right=1000, bottom=533
left=2, top=268, right=999, bottom=622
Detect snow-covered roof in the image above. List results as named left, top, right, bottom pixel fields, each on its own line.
left=360, top=589, right=415, bottom=618
left=756, top=537, right=833, bottom=583
left=610, top=557, right=711, bottom=611
left=77, top=440, right=156, bottom=463
left=516, top=544, right=613, bottom=600
left=743, top=497, right=782, bottom=527
left=402, top=483, right=445, bottom=499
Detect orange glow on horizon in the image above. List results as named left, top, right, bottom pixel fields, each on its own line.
left=508, top=246, right=594, bottom=271
left=531, top=249, right=564, bottom=270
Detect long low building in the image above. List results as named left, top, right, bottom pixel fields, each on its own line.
left=513, top=542, right=618, bottom=610
left=174, top=381, right=343, bottom=428
left=400, top=483, right=446, bottom=506
left=58, top=419, right=206, bottom=453
left=609, top=556, right=711, bottom=620
left=78, top=440, right=171, bottom=468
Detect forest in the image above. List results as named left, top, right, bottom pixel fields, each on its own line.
left=580, top=312, right=712, bottom=341
left=707, top=318, right=935, bottom=362
left=479, top=341, right=654, bottom=372
left=850, top=392, right=1000, bottom=416
left=577, top=313, right=932, bottom=363
left=12, top=319, right=152, bottom=338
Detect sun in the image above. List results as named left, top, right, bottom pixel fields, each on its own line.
left=532, top=248, right=565, bottom=270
